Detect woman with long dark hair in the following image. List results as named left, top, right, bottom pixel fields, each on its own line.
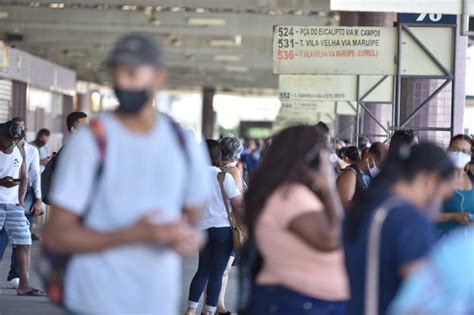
left=343, top=143, right=456, bottom=315
left=245, top=125, right=349, bottom=315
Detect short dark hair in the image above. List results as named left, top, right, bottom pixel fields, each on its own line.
left=391, top=129, right=416, bottom=148
left=0, top=120, right=22, bottom=140
left=12, top=117, right=25, bottom=124
left=449, top=134, right=472, bottom=148
left=369, top=142, right=386, bottom=161
left=66, top=111, right=88, bottom=132
left=315, top=121, right=330, bottom=135
left=37, top=129, right=51, bottom=138
left=345, top=146, right=361, bottom=163
left=206, top=139, right=222, bottom=167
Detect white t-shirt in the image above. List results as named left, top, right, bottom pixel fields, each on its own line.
left=0, top=147, right=23, bottom=204
left=50, top=112, right=211, bottom=314
left=23, top=142, right=41, bottom=198
left=200, top=166, right=241, bottom=230
left=37, top=144, right=52, bottom=173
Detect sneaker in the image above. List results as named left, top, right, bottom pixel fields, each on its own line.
left=6, top=278, right=19, bottom=289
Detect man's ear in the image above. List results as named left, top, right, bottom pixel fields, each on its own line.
left=154, top=69, right=167, bottom=90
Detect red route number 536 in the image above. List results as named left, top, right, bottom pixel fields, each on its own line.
left=278, top=49, right=295, bottom=60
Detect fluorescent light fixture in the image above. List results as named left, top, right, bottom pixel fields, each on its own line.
left=225, top=66, right=249, bottom=73
left=49, top=2, right=65, bottom=9
left=171, top=7, right=184, bottom=13
left=209, top=35, right=242, bottom=47
left=0, top=11, right=8, bottom=19
left=209, top=39, right=235, bottom=47
left=235, top=35, right=242, bottom=45
left=188, top=18, right=226, bottom=26
left=214, top=55, right=241, bottom=62
left=121, top=5, right=137, bottom=11
left=268, top=10, right=284, bottom=16
left=143, top=6, right=154, bottom=16
left=195, top=8, right=209, bottom=14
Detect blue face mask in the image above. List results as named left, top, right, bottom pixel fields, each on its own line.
left=114, top=87, right=151, bottom=114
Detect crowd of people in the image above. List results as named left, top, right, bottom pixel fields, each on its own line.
left=0, top=111, right=88, bottom=297
left=0, top=32, right=472, bottom=315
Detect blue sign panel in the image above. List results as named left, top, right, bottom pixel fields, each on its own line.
left=399, top=13, right=457, bottom=25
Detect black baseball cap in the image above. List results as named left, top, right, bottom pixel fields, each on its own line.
left=0, top=120, right=22, bottom=140
left=106, top=33, right=164, bottom=68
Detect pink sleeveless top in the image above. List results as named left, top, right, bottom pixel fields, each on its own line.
left=256, top=183, right=349, bottom=301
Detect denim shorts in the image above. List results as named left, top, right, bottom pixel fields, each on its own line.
left=0, top=204, right=32, bottom=246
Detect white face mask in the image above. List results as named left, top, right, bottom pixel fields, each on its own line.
left=447, top=151, right=471, bottom=169
left=367, top=159, right=380, bottom=178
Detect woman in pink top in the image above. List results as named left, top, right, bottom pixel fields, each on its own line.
left=244, top=125, right=349, bottom=315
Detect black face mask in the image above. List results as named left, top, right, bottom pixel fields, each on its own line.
left=19, top=129, right=26, bottom=141
left=114, top=87, right=151, bottom=114
left=36, top=140, right=46, bottom=147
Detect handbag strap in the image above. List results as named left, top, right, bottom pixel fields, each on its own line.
left=365, top=197, right=401, bottom=315
left=217, top=170, right=234, bottom=227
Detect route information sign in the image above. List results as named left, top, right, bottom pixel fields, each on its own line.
left=273, top=26, right=397, bottom=75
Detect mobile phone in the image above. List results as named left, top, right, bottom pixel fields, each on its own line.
left=305, top=145, right=321, bottom=172
left=12, top=178, right=21, bottom=183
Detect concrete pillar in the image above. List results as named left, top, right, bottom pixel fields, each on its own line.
left=201, top=87, right=215, bottom=139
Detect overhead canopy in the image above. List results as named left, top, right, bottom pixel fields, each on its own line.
left=0, top=0, right=331, bottom=90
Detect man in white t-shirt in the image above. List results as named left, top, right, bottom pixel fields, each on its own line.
left=0, top=120, right=45, bottom=296
left=0, top=117, right=43, bottom=289
left=31, top=128, right=52, bottom=173
left=44, top=33, right=211, bottom=314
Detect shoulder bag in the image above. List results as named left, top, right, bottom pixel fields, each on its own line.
left=217, top=170, right=247, bottom=253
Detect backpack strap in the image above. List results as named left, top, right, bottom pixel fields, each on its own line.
left=81, top=119, right=107, bottom=220
left=90, top=119, right=107, bottom=165
left=365, top=197, right=401, bottom=315
left=167, top=116, right=189, bottom=163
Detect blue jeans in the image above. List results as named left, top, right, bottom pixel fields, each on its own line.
left=0, top=187, right=34, bottom=280
left=250, top=285, right=348, bottom=315
left=188, top=227, right=234, bottom=311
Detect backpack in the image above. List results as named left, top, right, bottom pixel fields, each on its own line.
left=41, top=151, right=59, bottom=205
left=38, top=115, right=188, bottom=307
left=38, top=119, right=107, bottom=306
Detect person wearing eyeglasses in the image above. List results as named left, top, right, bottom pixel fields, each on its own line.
left=436, top=135, right=474, bottom=236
